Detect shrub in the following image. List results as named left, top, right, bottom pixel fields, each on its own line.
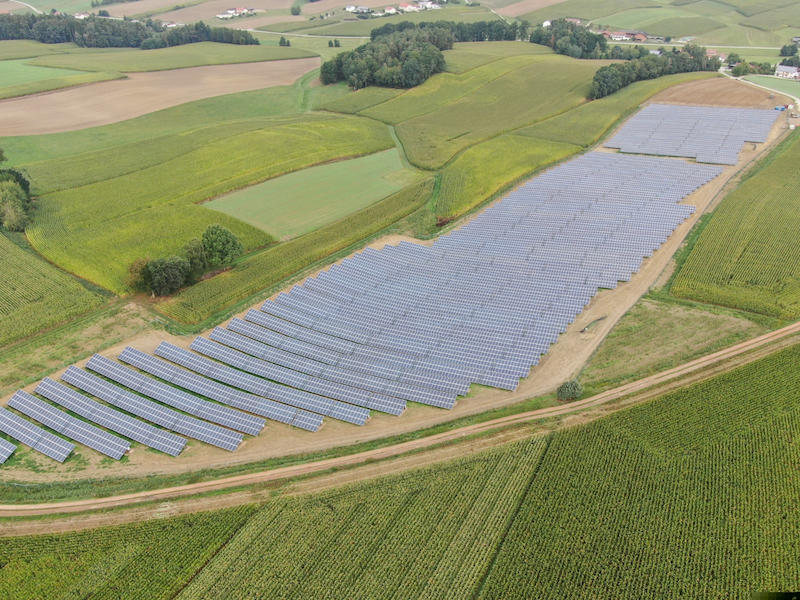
left=557, top=379, right=583, bottom=402
left=202, top=224, right=243, bottom=267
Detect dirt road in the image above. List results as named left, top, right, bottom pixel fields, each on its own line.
left=2, top=318, right=798, bottom=520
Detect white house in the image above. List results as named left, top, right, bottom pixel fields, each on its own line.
left=398, top=3, right=419, bottom=11
left=542, top=20, right=551, bottom=27
left=74, top=12, right=90, bottom=18
left=384, top=6, right=397, bottom=14
left=775, top=65, right=799, bottom=79
left=355, top=5, right=371, bottom=12
left=345, top=5, right=357, bottom=11
left=417, top=0, right=432, bottom=7
left=610, top=31, right=632, bottom=41
left=216, top=12, right=234, bottom=18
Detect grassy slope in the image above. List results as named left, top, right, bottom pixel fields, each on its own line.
left=26, top=42, right=316, bottom=72
left=204, top=148, right=423, bottom=238
left=0, top=40, right=79, bottom=61
left=0, top=234, right=105, bottom=347
left=5, top=344, right=799, bottom=598
left=671, top=130, right=800, bottom=318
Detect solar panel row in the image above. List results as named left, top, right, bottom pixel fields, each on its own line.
left=86, top=354, right=265, bottom=436
left=8, top=390, right=130, bottom=460
left=38, top=375, right=187, bottom=456
left=118, top=347, right=323, bottom=432
left=0, top=437, right=17, bottom=464
left=65, top=363, right=242, bottom=451
left=0, top=406, right=74, bottom=463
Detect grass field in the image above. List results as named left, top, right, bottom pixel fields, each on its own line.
left=745, top=74, right=800, bottom=98
left=437, top=135, right=580, bottom=218
left=5, top=343, right=799, bottom=597
left=671, top=130, right=800, bottom=318
left=519, top=0, right=657, bottom=25
left=204, top=149, right=424, bottom=238
left=26, top=42, right=316, bottom=73
left=0, top=41, right=79, bottom=61
left=26, top=114, right=392, bottom=293
left=0, top=59, right=85, bottom=85
left=0, top=234, right=105, bottom=348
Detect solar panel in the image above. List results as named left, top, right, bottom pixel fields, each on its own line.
left=0, top=437, right=16, bottom=464
left=63, top=363, right=243, bottom=452
left=37, top=375, right=187, bottom=456
left=8, top=390, right=130, bottom=460
left=86, top=354, right=265, bottom=436
left=0, top=405, right=74, bottom=463
left=118, top=347, right=323, bottom=432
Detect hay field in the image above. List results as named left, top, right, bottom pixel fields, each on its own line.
left=0, top=57, right=321, bottom=135
left=672, top=131, right=800, bottom=318
left=0, top=234, right=105, bottom=347
left=25, top=114, right=392, bottom=293
left=27, top=42, right=315, bottom=72
left=744, top=75, right=800, bottom=98
left=205, top=149, right=423, bottom=238
left=0, top=59, right=84, bottom=86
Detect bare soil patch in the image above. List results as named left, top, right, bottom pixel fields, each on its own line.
left=497, top=0, right=566, bottom=18
left=0, top=57, right=320, bottom=135
left=649, top=77, right=791, bottom=108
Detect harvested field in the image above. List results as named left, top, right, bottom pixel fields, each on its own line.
left=497, top=0, right=566, bottom=18
left=0, top=57, right=320, bottom=135
left=649, top=76, right=791, bottom=107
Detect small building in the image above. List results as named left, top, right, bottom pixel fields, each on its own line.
left=775, top=65, right=799, bottom=79
left=793, top=36, right=800, bottom=43
left=542, top=20, right=551, bottom=28
left=398, top=2, right=418, bottom=10
left=345, top=4, right=356, bottom=11
left=633, top=33, right=647, bottom=42
left=216, top=12, right=234, bottom=18
left=418, top=0, right=432, bottom=7
left=355, top=5, right=371, bottom=12
left=384, top=6, right=397, bottom=13
left=610, top=32, right=631, bottom=41
left=649, top=49, right=662, bottom=56
left=73, top=12, right=90, bottom=18
left=565, top=17, right=580, bottom=24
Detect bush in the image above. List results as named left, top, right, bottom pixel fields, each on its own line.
left=557, top=379, right=583, bottom=402
left=290, top=5, right=300, bottom=15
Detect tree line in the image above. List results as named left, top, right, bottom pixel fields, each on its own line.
left=128, top=224, right=244, bottom=296
left=369, top=19, right=530, bottom=43
left=0, top=14, right=258, bottom=49
left=0, top=149, right=32, bottom=232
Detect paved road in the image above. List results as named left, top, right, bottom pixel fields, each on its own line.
left=2, top=319, right=799, bottom=517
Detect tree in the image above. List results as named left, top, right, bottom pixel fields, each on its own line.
left=731, top=62, right=750, bottom=77
left=727, top=52, right=741, bottom=64
left=779, top=43, right=798, bottom=57
left=557, top=379, right=583, bottom=402
left=279, top=36, right=288, bottom=46
left=328, top=39, right=333, bottom=47
left=2, top=202, right=27, bottom=231
left=184, top=237, right=207, bottom=283
left=147, top=256, right=189, bottom=296
left=334, top=38, right=340, bottom=47
left=126, top=257, right=152, bottom=292
left=0, top=180, right=28, bottom=231
left=97, top=9, right=109, bottom=16
left=290, top=5, right=300, bottom=14
left=202, top=224, right=243, bottom=266
left=0, top=147, right=5, bottom=163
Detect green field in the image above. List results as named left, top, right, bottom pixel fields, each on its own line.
left=205, top=149, right=423, bottom=238
left=0, top=58, right=123, bottom=100
left=26, top=42, right=316, bottom=72
left=5, top=342, right=799, bottom=597
left=0, top=59, right=84, bottom=85
left=0, top=41, right=79, bottom=61
left=745, top=74, right=800, bottom=98
left=519, top=0, right=658, bottom=26
left=0, top=234, right=105, bottom=347
left=672, top=130, right=800, bottom=318
left=25, top=114, right=392, bottom=293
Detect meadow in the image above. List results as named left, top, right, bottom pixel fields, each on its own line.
left=672, top=130, right=800, bottom=318
left=4, top=342, right=799, bottom=597
left=204, top=149, right=424, bottom=238
left=26, top=114, right=392, bottom=293
left=745, top=74, right=800, bottom=98
left=0, top=234, right=105, bottom=347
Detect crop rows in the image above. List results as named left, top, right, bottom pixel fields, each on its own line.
left=0, top=234, right=104, bottom=347
left=0, top=505, right=257, bottom=600
left=158, top=178, right=434, bottom=323
left=177, top=436, right=549, bottom=599
left=672, top=131, right=800, bottom=318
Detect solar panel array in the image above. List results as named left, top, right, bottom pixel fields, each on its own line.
left=118, top=347, right=323, bottom=432
left=0, top=405, right=74, bottom=463
left=0, top=437, right=16, bottom=464
left=231, top=152, right=722, bottom=396
left=65, top=362, right=243, bottom=451
left=37, top=375, right=187, bottom=456
left=154, top=342, right=370, bottom=426
left=605, top=104, right=779, bottom=165
left=86, top=354, right=265, bottom=436
left=8, top=390, right=130, bottom=460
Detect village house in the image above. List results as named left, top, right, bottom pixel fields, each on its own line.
left=775, top=65, right=800, bottom=79
left=384, top=6, right=397, bottom=14
left=610, top=32, right=632, bottom=41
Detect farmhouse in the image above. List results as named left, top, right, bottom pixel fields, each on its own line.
left=610, top=32, right=632, bottom=41
left=354, top=5, right=371, bottom=12
left=384, top=6, right=397, bottom=13
left=216, top=12, right=234, bottom=18
left=73, top=12, right=90, bottom=18
left=793, top=36, right=800, bottom=43
left=345, top=4, right=356, bottom=10
left=775, top=65, right=799, bottom=79
left=542, top=20, right=551, bottom=27
left=633, top=33, right=647, bottom=42
left=399, top=3, right=419, bottom=11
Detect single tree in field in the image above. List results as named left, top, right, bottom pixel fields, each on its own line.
left=557, top=379, right=583, bottom=402
left=202, top=224, right=244, bottom=267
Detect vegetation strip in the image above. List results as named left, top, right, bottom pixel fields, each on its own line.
left=3, top=319, right=800, bottom=516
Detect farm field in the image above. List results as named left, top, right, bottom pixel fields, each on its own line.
left=26, top=42, right=316, bottom=72
left=0, top=41, right=80, bottom=61
left=204, top=149, right=424, bottom=238
left=671, top=130, right=800, bottom=318
left=0, top=59, right=85, bottom=86
left=0, top=234, right=105, bottom=348
left=25, top=114, right=392, bottom=293
left=745, top=74, right=800, bottom=98
left=0, top=57, right=322, bottom=135
left=4, top=343, right=799, bottom=597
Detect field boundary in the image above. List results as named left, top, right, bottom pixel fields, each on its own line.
left=2, top=319, right=799, bottom=518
